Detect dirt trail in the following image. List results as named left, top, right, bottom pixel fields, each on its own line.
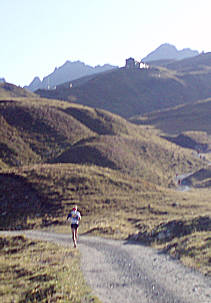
left=1, top=230, right=210, bottom=303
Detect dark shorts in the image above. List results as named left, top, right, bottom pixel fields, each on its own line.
left=71, top=223, right=79, bottom=230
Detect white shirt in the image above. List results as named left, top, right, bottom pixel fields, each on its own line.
left=68, top=210, right=81, bottom=225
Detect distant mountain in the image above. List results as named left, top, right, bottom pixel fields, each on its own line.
left=37, top=52, right=211, bottom=118
left=142, top=43, right=199, bottom=63
left=27, top=76, right=42, bottom=92
left=25, top=44, right=199, bottom=92
left=25, top=61, right=117, bottom=92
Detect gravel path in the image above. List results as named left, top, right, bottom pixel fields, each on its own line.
left=1, top=230, right=211, bottom=303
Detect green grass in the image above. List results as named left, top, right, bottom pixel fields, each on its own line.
left=0, top=235, right=101, bottom=303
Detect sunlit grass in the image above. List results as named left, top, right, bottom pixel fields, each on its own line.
left=155, top=231, right=211, bottom=277
left=0, top=96, right=210, bottom=280
left=0, top=235, right=101, bottom=303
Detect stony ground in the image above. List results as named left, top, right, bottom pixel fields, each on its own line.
left=1, top=230, right=211, bottom=303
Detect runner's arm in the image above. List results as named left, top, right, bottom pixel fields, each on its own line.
left=67, top=213, right=72, bottom=220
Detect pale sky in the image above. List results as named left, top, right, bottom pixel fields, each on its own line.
left=1, top=0, right=211, bottom=87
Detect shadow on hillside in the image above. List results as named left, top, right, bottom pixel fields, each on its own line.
left=51, top=145, right=117, bottom=169
left=125, top=216, right=211, bottom=246
left=0, top=173, right=62, bottom=230
left=63, top=107, right=114, bottom=135
left=162, top=134, right=208, bottom=151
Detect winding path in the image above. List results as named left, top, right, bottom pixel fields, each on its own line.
left=175, top=173, right=192, bottom=191
left=1, top=230, right=211, bottom=303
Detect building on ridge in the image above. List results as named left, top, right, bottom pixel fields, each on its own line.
left=125, top=58, right=148, bottom=69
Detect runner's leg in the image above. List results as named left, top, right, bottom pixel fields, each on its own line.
left=72, top=228, right=77, bottom=247
left=73, top=229, right=77, bottom=247
left=75, top=227, right=78, bottom=240
left=71, top=228, right=76, bottom=247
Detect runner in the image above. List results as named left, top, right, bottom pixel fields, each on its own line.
left=67, top=205, right=81, bottom=248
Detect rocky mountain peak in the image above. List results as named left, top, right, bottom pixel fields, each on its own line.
left=142, top=43, right=199, bottom=62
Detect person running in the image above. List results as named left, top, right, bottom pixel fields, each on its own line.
left=67, top=205, right=81, bottom=248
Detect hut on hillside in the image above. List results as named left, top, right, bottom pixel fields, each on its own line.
left=125, top=57, right=149, bottom=69
left=125, top=57, right=141, bottom=69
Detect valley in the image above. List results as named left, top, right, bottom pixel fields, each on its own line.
left=0, top=95, right=210, bottom=276
left=0, top=52, right=211, bottom=302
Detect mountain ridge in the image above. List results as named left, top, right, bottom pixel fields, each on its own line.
left=142, top=43, right=199, bottom=62
left=24, top=43, right=198, bottom=92
left=36, top=53, right=211, bottom=118
left=25, top=61, right=117, bottom=92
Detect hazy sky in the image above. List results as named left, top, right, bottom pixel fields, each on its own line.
left=1, top=0, right=211, bottom=86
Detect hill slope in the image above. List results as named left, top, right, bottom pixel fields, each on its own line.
left=184, top=167, right=211, bottom=187
left=36, top=67, right=190, bottom=118
left=130, top=98, right=211, bottom=151
left=0, top=96, right=210, bottom=278
left=36, top=53, right=211, bottom=118
left=0, top=97, right=203, bottom=186
left=130, top=98, right=211, bottom=134
left=0, top=82, right=36, bottom=98
left=164, top=51, right=211, bottom=72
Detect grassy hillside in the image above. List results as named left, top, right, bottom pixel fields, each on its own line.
left=130, top=98, right=211, bottom=134
left=183, top=167, right=211, bottom=188
left=0, top=98, right=97, bottom=166
left=162, top=132, right=211, bottom=152
left=0, top=82, right=36, bottom=98
left=165, top=52, right=211, bottom=72
left=0, top=95, right=210, bottom=278
left=0, top=97, right=203, bottom=185
left=36, top=67, right=190, bottom=118
left=1, top=163, right=210, bottom=276
left=130, top=98, right=211, bottom=151
left=52, top=133, right=203, bottom=185
left=36, top=53, right=211, bottom=118
left=0, top=235, right=100, bottom=302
